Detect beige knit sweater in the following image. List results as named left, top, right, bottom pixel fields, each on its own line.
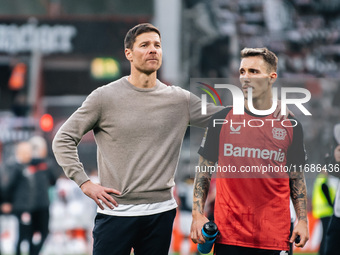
left=52, top=77, right=222, bottom=204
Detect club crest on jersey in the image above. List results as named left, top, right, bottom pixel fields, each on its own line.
left=272, top=127, right=287, bottom=140
left=230, top=125, right=241, bottom=134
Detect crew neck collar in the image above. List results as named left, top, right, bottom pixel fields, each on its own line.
left=123, top=76, right=160, bottom=92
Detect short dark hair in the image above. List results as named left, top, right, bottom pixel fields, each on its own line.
left=240, top=47, right=278, bottom=72
left=124, top=23, right=161, bottom=49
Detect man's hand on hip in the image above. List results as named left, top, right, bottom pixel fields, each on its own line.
left=80, top=180, right=121, bottom=210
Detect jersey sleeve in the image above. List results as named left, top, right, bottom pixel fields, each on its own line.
left=198, top=107, right=232, bottom=163
left=286, top=117, right=307, bottom=168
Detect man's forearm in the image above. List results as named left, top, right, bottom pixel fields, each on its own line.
left=192, top=157, right=214, bottom=215
left=290, top=171, right=308, bottom=221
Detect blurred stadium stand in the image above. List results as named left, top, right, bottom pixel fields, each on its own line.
left=0, top=1, right=339, bottom=254
left=182, top=0, right=340, bottom=80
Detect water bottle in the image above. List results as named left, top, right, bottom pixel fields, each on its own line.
left=295, top=235, right=300, bottom=244
left=197, top=221, right=219, bottom=254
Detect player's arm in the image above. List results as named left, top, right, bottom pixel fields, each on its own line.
left=190, top=156, right=213, bottom=244
left=289, top=170, right=309, bottom=247
left=191, top=109, right=226, bottom=243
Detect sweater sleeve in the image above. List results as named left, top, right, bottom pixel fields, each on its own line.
left=52, top=89, right=102, bottom=186
left=187, top=91, right=224, bottom=128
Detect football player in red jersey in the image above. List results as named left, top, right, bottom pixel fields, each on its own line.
left=191, top=47, right=309, bottom=255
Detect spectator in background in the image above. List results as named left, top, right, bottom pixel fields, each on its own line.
left=28, top=136, right=58, bottom=255
left=324, top=183, right=340, bottom=255
left=312, top=168, right=338, bottom=255
left=1, top=141, right=33, bottom=255
left=324, top=123, right=340, bottom=255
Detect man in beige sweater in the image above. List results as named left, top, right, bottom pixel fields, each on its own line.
left=52, top=23, right=223, bottom=255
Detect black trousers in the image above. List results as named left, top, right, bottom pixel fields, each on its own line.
left=30, top=208, right=50, bottom=255
left=319, top=216, right=331, bottom=255
left=324, top=215, right=340, bottom=255
left=14, top=211, right=32, bottom=255
left=14, top=208, right=50, bottom=255
left=92, top=209, right=176, bottom=255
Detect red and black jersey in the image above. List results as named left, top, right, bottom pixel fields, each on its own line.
left=198, top=107, right=306, bottom=251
